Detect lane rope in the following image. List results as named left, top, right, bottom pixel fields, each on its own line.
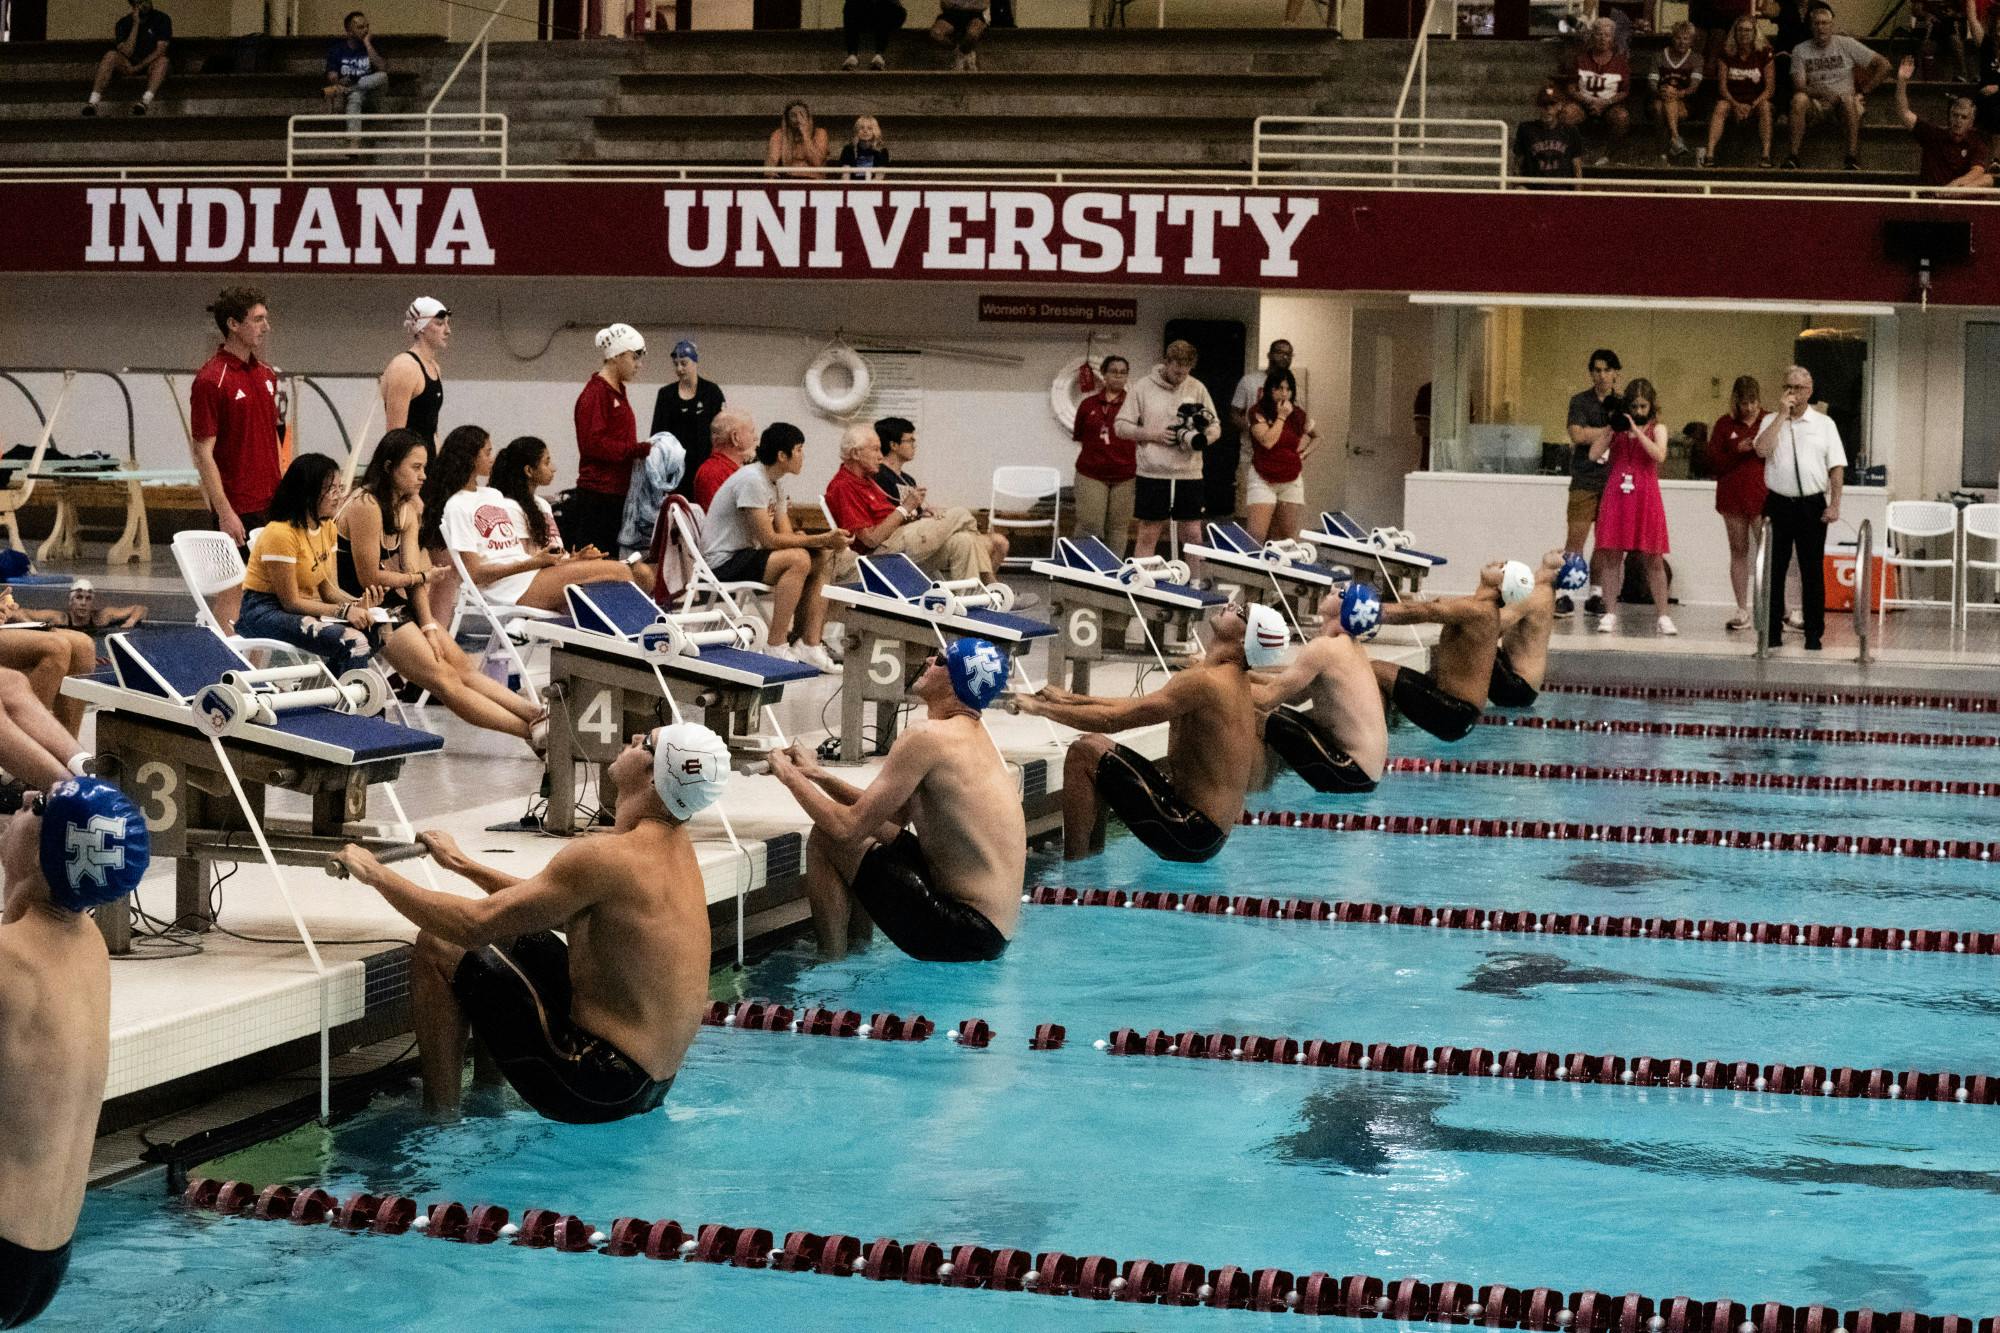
left=1543, top=682, right=2000, bottom=714
left=1476, top=714, right=2000, bottom=749
left=1382, top=756, right=2000, bottom=798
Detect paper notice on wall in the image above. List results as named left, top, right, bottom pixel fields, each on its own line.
left=856, top=348, right=922, bottom=428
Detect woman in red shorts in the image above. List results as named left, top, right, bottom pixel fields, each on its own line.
left=1705, top=374, right=1768, bottom=631
left=1591, top=377, right=1675, bottom=637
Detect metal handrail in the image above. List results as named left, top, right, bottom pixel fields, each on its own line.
left=286, top=112, right=509, bottom=179
left=1252, top=116, right=1510, bottom=186
left=1752, top=515, right=1772, bottom=659
left=1393, top=0, right=1441, bottom=124
left=427, top=1, right=513, bottom=118
left=1852, top=518, right=1872, bottom=663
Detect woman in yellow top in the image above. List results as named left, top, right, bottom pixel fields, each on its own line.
left=237, top=453, right=380, bottom=677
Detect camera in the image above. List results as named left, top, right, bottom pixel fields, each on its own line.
left=1171, top=402, right=1216, bottom=451
left=1602, top=393, right=1634, bottom=434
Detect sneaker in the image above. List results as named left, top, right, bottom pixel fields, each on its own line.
left=1804, top=638, right=1823, bottom=652
left=1670, top=136, right=1688, bottom=159
left=1694, top=147, right=1708, bottom=167
left=795, top=642, right=839, bottom=674
left=1008, top=590, right=1041, bottom=612
left=1725, top=608, right=1752, bottom=631
left=1584, top=592, right=1606, bottom=616
left=1781, top=154, right=1800, bottom=169
left=80, top=102, right=99, bottom=117
left=1843, top=154, right=1861, bottom=171
left=1554, top=594, right=1575, bottom=618
left=841, top=53, right=859, bottom=69
left=1596, top=613, right=1619, bottom=635
left=1656, top=615, right=1679, bottom=637
left=1785, top=609, right=1805, bottom=629
left=130, top=100, right=148, bottom=116
left=964, top=51, right=979, bottom=71
left=952, top=51, right=969, bottom=70
left=1759, top=158, right=1773, bottom=168
left=869, top=53, right=885, bottom=69
left=1592, top=153, right=1611, bottom=167
left=529, top=716, right=549, bottom=756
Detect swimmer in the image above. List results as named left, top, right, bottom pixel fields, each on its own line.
left=379, top=296, right=448, bottom=452
left=1015, top=602, right=1284, bottom=863
left=334, top=724, right=728, bottom=1124
left=1368, top=559, right=1526, bottom=742
left=1255, top=586, right=1390, bottom=793
left=0, top=589, right=96, bottom=736
left=1489, top=550, right=1578, bottom=709
left=0, top=778, right=151, bottom=1329
left=27, top=580, right=145, bottom=636
left=771, top=637, right=1023, bottom=962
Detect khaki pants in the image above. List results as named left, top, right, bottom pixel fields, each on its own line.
left=875, top=507, right=991, bottom=581
left=1072, top=475, right=1134, bottom=558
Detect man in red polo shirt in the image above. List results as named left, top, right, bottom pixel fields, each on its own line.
left=189, top=284, right=281, bottom=630
left=694, top=409, right=754, bottom=511
left=570, top=322, right=653, bottom=557
left=824, top=422, right=988, bottom=581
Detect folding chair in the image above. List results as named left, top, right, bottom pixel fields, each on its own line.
left=665, top=502, right=771, bottom=621
left=439, top=542, right=557, bottom=703
left=1878, top=500, right=1961, bottom=633
left=989, top=466, right=1062, bottom=568
left=170, top=529, right=302, bottom=660
left=1960, top=503, right=2000, bottom=632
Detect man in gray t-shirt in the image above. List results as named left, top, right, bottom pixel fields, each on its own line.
left=1560, top=347, right=1620, bottom=618
left=1785, top=5, right=1890, bottom=169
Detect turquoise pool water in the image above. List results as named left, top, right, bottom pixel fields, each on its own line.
left=43, top=691, right=2000, bottom=1329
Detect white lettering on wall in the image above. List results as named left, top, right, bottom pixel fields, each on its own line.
left=185, top=188, right=245, bottom=263
left=424, top=188, right=495, bottom=266
left=734, top=189, right=806, bottom=269
left=1124, top=194, right=1166, bottom=276
left=1059, top=193, right=1124, bottom=274
left=282, top=188, right=353, bottom=264
left=664, top=188, right=730, bottom=267
left=848, top=190, right=924, bottom=268
left=118, top=187, right=182, bottom=262
left=1168, top=196, right=1240, bottom=277
left=922, top=191, right=988, bottom=270
left=247, top=189, right=283, bottom=264
left=354, top=188, right=423, bottom=265
left=987, top=191, right=1057, bottom=273
left=1244, top=196, right=1320, bottom=279
left=85, top=189, right=117, bottom=263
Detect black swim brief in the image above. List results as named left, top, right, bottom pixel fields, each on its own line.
left=848, top=831, right=1008, bottom=963
left=1095, top=743, right=1228, bottom=863
left=1391, top=666, right=1482, bottom=742
left=1264, top=706, right=1379, bottom=793
left=453, top=931, right=673, bottom=1125
left=0, top=1235, right=70, bottom=1329
left=1487, top=646, right=1539, bottom=709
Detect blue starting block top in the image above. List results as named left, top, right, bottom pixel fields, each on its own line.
left=557, top=581, right=821, bottom=684
left=842, top=554, right=1053, bottom=640
left=1320, top=512, right=1447, bottom=567
left=1054, top=536, right=1226, bottom=605
left=1203, top=522, right=1347, bottom=582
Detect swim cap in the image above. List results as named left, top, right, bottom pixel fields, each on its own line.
left=1242, top=603, right=1290, bottom=668
left=596, top=323, right=646, bottom=360
left=943, top=637, right=1010, bottom=711
left=1499, top=560, right=1535, bottom=607
left=0, top=550, right=29, bottom=582
left=1557, top=552, right=1590, bottom=592
left=651, top=723, right=730, bottom=822
left=671, top=339, right=699, bottom=362
left=648, top=432, right=687, bottom=493
left=37, top=777, right=150, bottom=914
left=404, top=296, right=448, bottom=335
left=69, top=578, right=94, bottom=596
left=1339, top=582, right=1383, bottom=641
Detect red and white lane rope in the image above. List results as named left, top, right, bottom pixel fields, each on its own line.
left=1238, top=809, right=2000, bottom=862
left=1477, top=714, right=2000, bottom=749
left=1383, top=756, right=2000, bottom=797
left=1022, top=885, right=2000, bottom=958
left=178, top=1177, right=2000, bottom=1325
left=1543, top=682, right=2000, bottom=714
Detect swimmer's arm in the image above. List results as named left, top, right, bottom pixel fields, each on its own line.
left=1018, top=673, right=1197, bottom=733
left=343, top=845, right=597, bottom=950
left=418, top=831, right=520, bottom=894
left=1379, top=597, right=1485, bottom=628
left=1250, top=658, right=1318, bottom=710
left=379, top=358, right=419, bottom=432
left=775, top=735, right=929, bottom=841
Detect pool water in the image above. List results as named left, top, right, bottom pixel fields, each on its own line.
left=47, top=691, right=2000, bottom=1329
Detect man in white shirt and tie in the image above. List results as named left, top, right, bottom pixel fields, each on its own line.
left=1752, top=364, right=1845, bottom=650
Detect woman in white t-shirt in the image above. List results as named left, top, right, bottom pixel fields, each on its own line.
left=420, top=428, right=634, bottom=614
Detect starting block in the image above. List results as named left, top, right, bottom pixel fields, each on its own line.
left=820, top=553, right=1055, bottom=762
left=61, top=627, right=442, bottom=954
left=519, top=581, right=819, bottom=834
left=1298, top=511, right=1446, bottom=597
left=1186, top=521, right=1351, bottom=626
left=1030, top=536, right=1227, bottom=691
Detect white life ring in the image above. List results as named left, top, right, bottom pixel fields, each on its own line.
left=805, top=344, right=871, bottom=417
left=1050, top=357, right=1089, bottom=433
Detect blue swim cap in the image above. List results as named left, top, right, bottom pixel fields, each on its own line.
left=1557, top=553, right=1590, bottom=592
left=1339, top=582, right=1383, bottom=641
left=37, top=777, right=149, bottom=914
left=0, top=549, right=29, bottom=582
left=943, top=637, right=1009, bottom=711
left=672, top=339, right=699, bottom=362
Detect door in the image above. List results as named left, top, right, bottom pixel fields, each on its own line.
left=1343, top=307, right=1432, bottom=528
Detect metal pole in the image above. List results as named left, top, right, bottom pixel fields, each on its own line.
left=1752, top=515, right=1772, bottom=659
left=1852, top=518, right=1872, bottom=664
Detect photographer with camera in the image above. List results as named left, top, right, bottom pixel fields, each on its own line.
left=1561, top=347, right=1621, bottom=618
left=1117, top=340, right=1222, bottom=574
left=1586, top=377, right=1676, bottom=637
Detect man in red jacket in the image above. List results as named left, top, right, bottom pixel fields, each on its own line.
left=570, top=323, right=652, bottom=556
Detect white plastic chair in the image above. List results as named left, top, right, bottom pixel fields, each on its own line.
left=667, top=504, right=771, bottom=620
left=170, top=529, right=303, bottom=660
left=988, top=466, right=1062, bottom=568
left=1878, top=500, right=1961, bottom=632
left=440, top=542, right=557, bottom=703
left=1960, top=503, right=2000, bottom=630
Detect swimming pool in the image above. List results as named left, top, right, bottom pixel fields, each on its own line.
left=50, top=690, right=2000, bottom=1329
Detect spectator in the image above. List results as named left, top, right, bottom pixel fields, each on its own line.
left=838, top=116, right=892, bottom=179
left=430, top=427, right=634, bottom=616
left=1572, top=0, right=1632, bottom=53
left=843, top=0, right=906, bottom=68
left=1515, top=87, right=1586, bottom=183
left=337, top=429, right=547, bottom=752
left=933, top=0, right=988, bottom=71
left=1588, top=377, right=1675, bottom=637
left=695, top=409, right=754, bottom=511
left=1119, top=340, right=1220, bottom=570
left=0, top=588, right=98, bottom=735
left=1895, top=55, right=1995, bottom=186
left=237, top=453, right=380, bottom=677
left=1908, top=0, right=1969, bottom=80
left=1227, top=339, right=1292, bottom=523
left=648, top=338, right=725, bottom=498
left=1704, top=374, right=1768, bottom=630
left=1704, top=15, right=1777, bottom=166
left=1753, top=365, right=1845, bottom=650
left=323, top=10, right=389, bottom=133
left=826, top=422, right=993, bottom=581
left=1414, top=381, right=1432, bottom=470
left=570, top=323, right=650, bottom=558
left=1691, top=0, right=1753, bottom=61
left=701, top=423, right=846, bottom=672
left=618, top=431, right=688, bottom=562
left=380, top=295, right=447, bottom=452
left=1557, top=18, right=1633, bottom=165
left=1784, top=4, right=1891, bottom=170
left=30, top=579, right=145, bottom=636
left=1972, top=8, right=1999, bottom=135
left=83, top=0, right=171, bottom=117
left=873, top=416, right=1009, bottom=573
left=1244, top=367, right=1318, bottom=545
left=190, top=284, right=281, bottom=632
left=1652, top=22, right=1705, bottom=161
left=765, top=100, right=830, bottom=177
left=1071, top=354, right=1135, bottom=556
left=1560, top=347, right=1621, bottom=618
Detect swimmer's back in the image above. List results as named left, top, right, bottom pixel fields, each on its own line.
left=0, top=916, right=109, bottom=1251
left=1165, top=661, right=1258, bottom=828
left=907, top=715, right=1025, bottom=938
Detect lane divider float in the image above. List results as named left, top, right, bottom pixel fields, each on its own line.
left=177, top=1178, right=2000, bottom=1325
left=1543, top=682, right=2000, bottom=714
left=1477, top=714, right=2000, bottom=749
left=1383, top=756, right=2000, bottom=798
left=697, top=1001, right=1063, bottom=1051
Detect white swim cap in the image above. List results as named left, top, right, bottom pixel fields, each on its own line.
left=1242, top=603, right=1290, bottom=668
left=651, top=722, right=729, bottom=821
left=1499, top=560, right=1535, bottom=608
left=405, top=296, right=448, bottom=335
left=597, top=323, right=646, bottom=361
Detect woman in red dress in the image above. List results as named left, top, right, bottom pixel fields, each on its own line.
left=1705, top=374, right=1768, bottom=630
left=1591, top=377, right=1675, bottom=637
